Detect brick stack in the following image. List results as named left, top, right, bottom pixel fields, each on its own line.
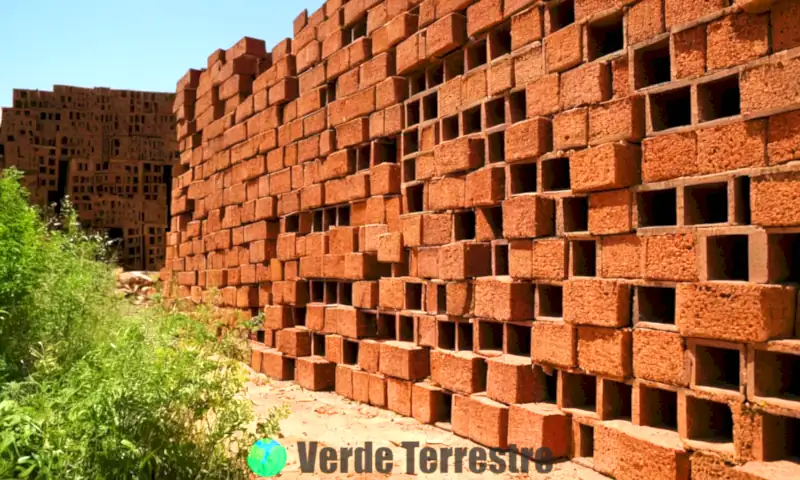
left=166, top=0, right=800, bottom=477
left=0, top=86, right=177, bottom=270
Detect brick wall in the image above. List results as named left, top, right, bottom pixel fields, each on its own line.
left=167, top=0, right=800, bottom=477
left=0, top=86, right=177, bottom=270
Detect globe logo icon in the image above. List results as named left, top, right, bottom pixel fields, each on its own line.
left=247, top=438, right=287, bottom=477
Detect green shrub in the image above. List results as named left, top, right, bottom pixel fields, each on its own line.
left=0, top=168, right=287, bottom=478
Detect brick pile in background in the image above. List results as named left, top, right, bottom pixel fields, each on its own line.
left=165, top=0, right=800, bottom=478
left=0, top=86, right=177, bottom=270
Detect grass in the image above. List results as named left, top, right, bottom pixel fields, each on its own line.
left=0, top=168, right=287, bottom=479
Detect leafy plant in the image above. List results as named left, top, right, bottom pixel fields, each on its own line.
left=0, top=168, right=288, bottom=478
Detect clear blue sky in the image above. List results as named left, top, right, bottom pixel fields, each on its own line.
left=0, top=0, right=325, bottom=109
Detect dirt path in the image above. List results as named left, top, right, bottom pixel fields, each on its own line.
left=244, top=373, right=605, bottom=479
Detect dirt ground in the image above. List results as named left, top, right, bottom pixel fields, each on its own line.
left=244, top=373, right=606, bottom=479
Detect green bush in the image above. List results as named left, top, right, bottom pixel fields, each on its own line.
left=0, top=168, right=287, bottom=479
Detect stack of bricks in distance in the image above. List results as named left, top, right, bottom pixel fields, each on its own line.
left=0, top=86, right=177, bottom=270
left=165, top=0, right=800, bottom=478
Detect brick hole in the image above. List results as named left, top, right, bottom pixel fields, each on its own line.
left=312, top=210, right=324, bottom=232
left=319, top=87, right=329, bottom=107
left=444, top=51, right=465, bottom=80
left=706, top=234, right=749, bottom=281
left=339, top=282, right=353, bottom=306
left=478, top=320, right=504, bottom=353
left=375, top=137, right=398, bottom=164
left=403, top=158, right=417, bottom=182
left=494, top=243, right=510, bottom=275
left=510, top=162, right=537, bottom=194
left=457, top=321, right=474, bottom=350
left=467, top=39, right=488, bottom=70
left=481, top=206, right=504, bottom=239
left=350, top=17, right=367, bottom=42
left=639, top=386, right=678, bottom=431
left=578, top=424, right=595, bottom=458
left=538, top=284, right=564, bottom=318
left=563, top=371, right=597, bottom=412
left=436, top=285, right=447, bottom=314
left=423, top=92, right=439, bottom=121
left=506, top=323, right=531, bottom=356
left=571, top=240, right=597, bottom=277
left=285, top=358, right=296, bottom=380
left=650, top=87, right=691, bottom=131
left=635, top=286, right=676, bottom=324
left=377, top=313, right=397, bottom=339
left=293, top=307, right=307, bottom=327
left=437, top=392, right=453, bottom=424
left=410, top=72, right=426, bottom=96
left=343, top=340, right=359, bottom=365
left=489, top=23, right=512, bottom=59
left=406, top=184, right=424, bottom=212
left=356, top=144, right=371, bottom=171
left=326, top=81, right=337, bottom=102
left=442, top=115, right=460, bottom=141
left=405, top=282, right=423, bottom=310
left=763, top=414, right=800, bottom=461
left=508, top=90, right=527, bottom=124
left=256, top=330, right=266, bottom=343
left=754, top=350, right=800, bottom=401
left=325, top=281, right=338, bottom=304
left=403, top=129, right=419, bottom=155
left=324, top=208, right=337, bottom=230
left=563, top=197, right=589, bottom=233
left=325, top=82, right=337, bottom=105
left=637, top=188, right=677, bottom=227
left=587, top=13, right=624, bottom=60
left=438, top=321, right=456, bottom=350
left=686, top=396, right=733, bottom=444
left=634, top=40, right=671, bottom=89
left=363, top=311, right=377, bottom=334
left=734, top=177, right=751, bottom=225
left=404, top=251, right=414, bottom=275
left=548, top=0, right=575, bottom=32
left=542, top=157, right=570, bottom=191
left=684, top=182, right=728, bottom=225
left=427, top=63, right=444, bottom=88
left=485, top=98, right=506, bottom=128
left=311, top=281, right=325, bottom=302
left=543, top=369, right=558, bottom=403
left=454, top=210, right=476, bottom=240
left=398, top=315, right=415, bottom=341
left=698, top=75, right=740, bottom=122
left=602, top=380, right=632, bottom=420
left=312, top=332, right=326, bottom=356
left=337, top=205, right=350, bottom=226
left=378, top=261, right=394, bottom=277
left=406, top=100, right=421, bottom=127
left=768, top=234, right=800, bottom=284
left=463, top=105, right=482, bottom=135
left=487, top=131, right=505, bottom=163
left=285, top=213, right=300, bottom=233
left=695, top=344, right=741, bottom=392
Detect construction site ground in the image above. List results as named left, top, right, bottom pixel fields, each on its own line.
left=245, top=371, right=602, bottom=479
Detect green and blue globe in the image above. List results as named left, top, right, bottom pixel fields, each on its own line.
left=247, top=438, right=287, bottom=477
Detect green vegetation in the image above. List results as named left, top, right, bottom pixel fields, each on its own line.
left=0, top=168, right=286, bottom=478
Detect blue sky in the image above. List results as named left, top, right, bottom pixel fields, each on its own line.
left=0, top=0, right=325, bottom=109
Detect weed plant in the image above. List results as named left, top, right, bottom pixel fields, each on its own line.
left=0, top=168, right=287, bottom=478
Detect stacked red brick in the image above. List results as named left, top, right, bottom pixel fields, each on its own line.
left=167, top=0, right=800, bottom=478
left=0, top=86, right=177, bottom=270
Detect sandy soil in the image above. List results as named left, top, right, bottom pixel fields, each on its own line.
left=244, top=373, right=606, bottom=479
